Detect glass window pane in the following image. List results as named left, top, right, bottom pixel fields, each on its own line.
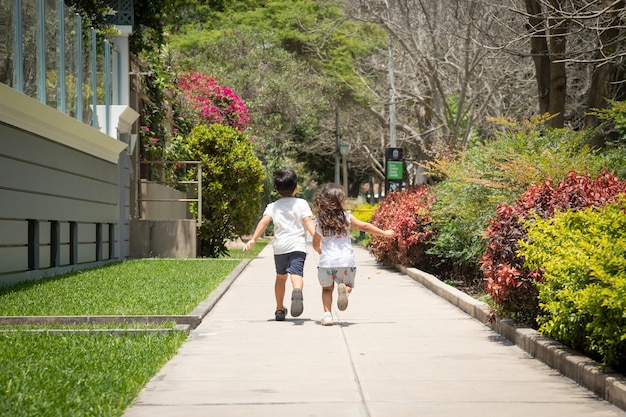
left=0, top=0, right=14, bottom=87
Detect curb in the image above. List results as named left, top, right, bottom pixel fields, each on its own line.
left=189, top=258, right=252, bottom=323
left=399, top=265, right=626, bottom=412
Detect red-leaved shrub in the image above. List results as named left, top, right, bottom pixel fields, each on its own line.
left=480, top=171, right=626, bottom=326
left=367, top=186, right=435, bottom=266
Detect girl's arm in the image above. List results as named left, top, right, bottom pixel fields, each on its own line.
left=312, top=232, right=322, bottom=254
left=350, top=214, right=395, bottom=238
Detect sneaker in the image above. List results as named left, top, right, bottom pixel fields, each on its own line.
left=275, top=307, right=287, bottom=321
left=337, top=283, right=349, bottom=311
left=321, top=312, right=333, bottom=326
left=291, top=288, right=304, bottom=317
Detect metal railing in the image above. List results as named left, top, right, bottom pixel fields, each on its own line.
left=138, top=161, right=203, bottom=227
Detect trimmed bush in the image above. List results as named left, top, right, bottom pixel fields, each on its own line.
left=518, top=200, right=626, bottom=371
left=367, top=186, right=434, bottom=266
left=480, top=171, right=626, bottom=326
left=166, top=124, right=264, bottom=257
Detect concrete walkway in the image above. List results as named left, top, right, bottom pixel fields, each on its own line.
left=123, top=243, right=626, bottom=417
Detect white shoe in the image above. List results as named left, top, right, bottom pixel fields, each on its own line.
left=337, top=283, right=349, bottom=311
left=321, top=312, right=333, bottom=326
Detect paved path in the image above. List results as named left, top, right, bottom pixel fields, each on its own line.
left=123, top=243, right=626, bottom=417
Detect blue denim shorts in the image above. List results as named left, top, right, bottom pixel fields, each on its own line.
left=274, top=251, right=307, bottom=277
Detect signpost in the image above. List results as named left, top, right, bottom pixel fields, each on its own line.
left=385, top=147, right=403, bottom=193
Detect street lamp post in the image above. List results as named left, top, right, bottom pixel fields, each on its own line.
left=339, top=143, right=350, bottom=196
left=334, top=106, right=341, bottom=185
left=384, top=0, right=397, bottom=149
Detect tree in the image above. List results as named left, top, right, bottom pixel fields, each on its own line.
left=167, top=0, right=397, bottom=193
left=488, top=0, right=626, bottom=135
left=346, top=0, right=532, bottom=165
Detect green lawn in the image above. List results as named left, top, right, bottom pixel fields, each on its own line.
left=0, top=240, right=267, bottom=417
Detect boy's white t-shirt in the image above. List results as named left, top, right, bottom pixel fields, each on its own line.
left=264, top=197, right=313, bottom=255
left=316, top=211, right=355, bottom=268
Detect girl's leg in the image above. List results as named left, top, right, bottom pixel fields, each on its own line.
left=322, top=283, right=334, bottom=313
left=321, top=283, right=334, bottom=326
left=337, top=267, right=356, bottom=311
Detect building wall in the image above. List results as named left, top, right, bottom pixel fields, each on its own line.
left=0, top=84, right=128, bottom=287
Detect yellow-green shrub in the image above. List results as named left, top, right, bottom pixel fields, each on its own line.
left=351, top=202, right=378, bottom=223
left=518, top=199, right=626, bottom=371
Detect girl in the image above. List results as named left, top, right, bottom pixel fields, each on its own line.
left=312, top=183, right=395, bottom=326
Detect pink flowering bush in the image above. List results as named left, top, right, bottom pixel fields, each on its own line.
left=177, top=72, right=250, bottom=131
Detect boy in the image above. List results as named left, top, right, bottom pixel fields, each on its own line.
left=243, top=169, right=316, bottom=321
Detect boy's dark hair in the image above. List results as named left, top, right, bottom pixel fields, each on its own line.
left=273, top=169, right=298, bottom=197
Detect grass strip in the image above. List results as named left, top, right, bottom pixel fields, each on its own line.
left=0, top=240, right=267, bottom=417
left=0, top=241, right=268, bottom=317
left=0, top=330, right=188, bottom=416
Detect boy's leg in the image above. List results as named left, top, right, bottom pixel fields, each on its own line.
left=274, top=274, right=288, bottom=321
left=273, top=253, right=294, bottom=320
left=286, top=252, right=306, bottom=317
left=290, top=273, right=303, bottom=290
left=290, top=274, right=304, bottom=317
left=275, top=273, right=288, bottom=311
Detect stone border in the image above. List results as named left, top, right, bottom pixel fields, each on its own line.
left=399, top=265, right=626, bottom=412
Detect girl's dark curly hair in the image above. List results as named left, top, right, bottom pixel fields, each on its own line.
left=313, top=183, right=349, bottom=237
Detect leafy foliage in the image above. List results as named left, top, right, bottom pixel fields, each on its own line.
left=166, top=0, right=386, bottom=183
left=518, top=200, right=626, bottom=372
left=137, top=52, right=177, bottom=161
left=166, top=124, right=264, bottom=257
left=480, top=171, right=626, bottom=326
left=367, top=186, right=435, bottom=266
left=589, top=100, right=626, bottom=179
left=171, top=28, right=332, bottom=172
left=427, top=115, right=608, bottom=280
left=350, top=202, right=378, bottom=223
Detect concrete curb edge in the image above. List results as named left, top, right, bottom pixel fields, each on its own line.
left=399, top=264, right=626, bottom=412
left=189, top=258, right=253, bottom=324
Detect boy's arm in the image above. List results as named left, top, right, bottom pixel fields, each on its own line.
left=350, top=215, right=395, bottom=238
left=302, top=216, right=316, bottom=238
left=243, top=215, right=272, bottom=251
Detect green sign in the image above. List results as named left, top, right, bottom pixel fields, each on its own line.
left=387, top=161, right=403, bottom=180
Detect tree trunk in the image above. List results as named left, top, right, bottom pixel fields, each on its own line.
left=525, top=0, right=551, bottom=116
left=585, top=0, right=625, bottom=146
left=547, top=0, right=567, bottom=128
